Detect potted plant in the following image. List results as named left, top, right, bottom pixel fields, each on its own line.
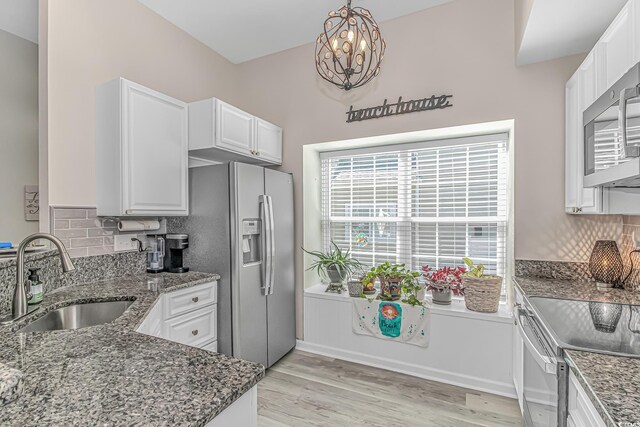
left=400, top=270, right=424, bottom=307
left=374, top=262, right=422, bottom=304
left=422, top=265, right=466, bottom=305
left=375, top=262, right=404, bottom=301
left=359, top=268, right=377, bottom=295
left=303, top=242, right=361, bottom=292
left=461, top=258, right=503, bottom=313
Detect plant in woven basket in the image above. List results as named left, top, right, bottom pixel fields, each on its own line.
left=461, top=258, right=503, bottom=313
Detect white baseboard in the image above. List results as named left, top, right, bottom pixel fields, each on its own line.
left=295, top=339, right=517, bottom=399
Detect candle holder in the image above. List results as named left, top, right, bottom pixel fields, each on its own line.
left=588, top=240, right=623, bottom=288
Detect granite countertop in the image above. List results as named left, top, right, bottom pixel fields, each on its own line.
left=0, top=272, right=265, bottom=426
left=514, top=275, right=640, bottom=427
left=565, top=350, right=640, bottom=427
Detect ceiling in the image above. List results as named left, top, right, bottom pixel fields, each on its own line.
left=518, top=0, right=628, bottom=65
left=137, top=0, right=452, bottom=64
left=0, top=0, right=37, bottom=44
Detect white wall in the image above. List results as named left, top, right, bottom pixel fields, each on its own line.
left=44, top=0, right=244, bottom=208
left=0, top=28, right=39, bottom=244
left=235, top=0, right=622, bottom=337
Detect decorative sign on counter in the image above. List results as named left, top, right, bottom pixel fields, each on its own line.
left=24, top=185, right=39, bottom=221
left=346, top=94, right=453, bottom=123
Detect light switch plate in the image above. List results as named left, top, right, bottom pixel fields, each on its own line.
left=633, top=232, right=640, bottom=249
left=114, top=234, right=139, bottom=252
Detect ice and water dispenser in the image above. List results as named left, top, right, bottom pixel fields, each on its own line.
left=242, top=219, right=261, bottom=265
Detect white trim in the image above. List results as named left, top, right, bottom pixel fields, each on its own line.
left=319, top=132, right=509, bottom=159
left=295, top=340, right=517, bottom=399
left=305, top=283, right=513, bottom=324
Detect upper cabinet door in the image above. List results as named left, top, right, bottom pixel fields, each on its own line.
left=123, top=81, right=188, bottom=215
left=255, top=118, right=283, bottom=165
left=96, top=78, right=188, bottom=217
left=215, top=99, right=254, bottom=156
left=596, top=1, right=637, bottom=91
left=565, top=72, right=601, bottom=214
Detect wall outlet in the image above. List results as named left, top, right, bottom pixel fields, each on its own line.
left=634, top=232, right=640, bottom=249
left=114, top=234, right=139, bottom=252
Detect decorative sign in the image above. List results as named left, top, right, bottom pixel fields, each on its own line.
left=24, top=185, right=39, bottom=221
left=346, top=94, right=453, bottom=123
left=378, top=302, right=402, bottom=338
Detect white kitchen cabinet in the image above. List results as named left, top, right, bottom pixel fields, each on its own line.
left=188, top=98, right=283, bottom=165
left=565, top=71, right=602, bottom=214
left=596, top=0, right=638, bottom=91
left=564, top=0, right=640, bottom=215
left=96, top=78, right=188, bottom=217
left=137, top=281, right=218, bottom=352
left=255, top=118, right=283, bottom=164
left=567, top=371, right=607, bottom=427
left=216, top=100, right=255, bottom=156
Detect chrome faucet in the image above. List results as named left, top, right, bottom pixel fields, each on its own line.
left=12, top=233, right=75, bottom=320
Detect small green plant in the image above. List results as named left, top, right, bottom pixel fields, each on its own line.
left=462, top=257, right=485, bottom=278
left=303, top=242, right=362, bottom=282
left=373, top=262, right=422, bottom=306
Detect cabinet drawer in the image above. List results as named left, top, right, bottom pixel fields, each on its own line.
left=164, top=305, right=217, bottom=348
left=568, top=371, right=607, bottom=427
left=164, top=281, right=217, bottom=318
left=202, top=340, right=218, bottom=353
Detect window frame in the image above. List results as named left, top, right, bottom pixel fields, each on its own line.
left=319, top=132, right=510, bottom=293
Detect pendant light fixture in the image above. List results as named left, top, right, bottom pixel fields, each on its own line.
left=315, top=0, right=386, bottom=91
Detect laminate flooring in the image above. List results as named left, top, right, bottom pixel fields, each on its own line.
left=258, top=350, right=523, bottom=427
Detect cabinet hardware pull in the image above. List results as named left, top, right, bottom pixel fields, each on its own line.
left=192, top=297, right=199, bottom=303
left=192, top=330, right=198, bottom=336
left=256, top=151, right=260, bottom=156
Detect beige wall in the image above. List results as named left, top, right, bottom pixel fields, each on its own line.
left=0, top=29, right=39, bottom=244
left=233, top=0, right=622, bottom=335
left=45, top=0, right=242, bottom=207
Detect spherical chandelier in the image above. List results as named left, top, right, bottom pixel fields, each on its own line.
left=315, top=0, right=386, bottom=91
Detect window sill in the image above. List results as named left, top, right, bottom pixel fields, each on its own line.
left=304, top=283, right=514, bottom=324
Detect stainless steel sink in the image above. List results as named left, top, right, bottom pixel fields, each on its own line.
left=18, top=300, right=134, bottom=333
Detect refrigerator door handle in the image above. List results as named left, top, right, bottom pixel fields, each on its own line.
left=266, top=195, right=276, bottom=295
left=259, top=195, right=272, bottom=296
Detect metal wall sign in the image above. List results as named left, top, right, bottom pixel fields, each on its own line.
left=346, top=94, right=453, bottom=123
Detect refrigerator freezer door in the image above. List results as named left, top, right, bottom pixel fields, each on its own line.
left=264, top=168, right=296, bottom=367
left=231, top=162, right=268, bottom=367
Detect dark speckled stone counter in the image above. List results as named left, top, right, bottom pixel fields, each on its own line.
left=565, top=350, right=639, bottom=427
left=0, top=272, right=265, bottom=426
left=514, top=276, right=640, bottom=427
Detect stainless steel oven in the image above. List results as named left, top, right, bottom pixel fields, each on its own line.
left=516, top=303, right=568, bottom=427
left=584, top=62, right=640, bottom=187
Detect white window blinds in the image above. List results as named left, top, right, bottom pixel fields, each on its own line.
left=320, top=133, right=509, bottom=284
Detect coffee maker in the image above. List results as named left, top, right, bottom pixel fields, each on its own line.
left=164, top=234, right=189, bottom=273
left=146, top=235, right=165, bottom=273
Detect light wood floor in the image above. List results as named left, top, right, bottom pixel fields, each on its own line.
left=258, top=350, right=523, bottom=427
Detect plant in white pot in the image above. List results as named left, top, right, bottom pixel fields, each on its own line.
left=461, top=258, right=503, bottom=313
left=421, top=265, right=465, bottom=305
left=303, top=242, right=361, bottom=293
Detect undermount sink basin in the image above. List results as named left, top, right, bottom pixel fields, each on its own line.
left=18, top=300, right=134, bottom=333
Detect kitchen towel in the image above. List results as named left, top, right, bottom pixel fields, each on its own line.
left=352, top=298, right=431, bottom=347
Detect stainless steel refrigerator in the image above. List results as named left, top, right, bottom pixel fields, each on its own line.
left=182, top=162, right=295, bottom=368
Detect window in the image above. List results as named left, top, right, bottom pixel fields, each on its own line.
left=320, top=133, right=509, bottom=289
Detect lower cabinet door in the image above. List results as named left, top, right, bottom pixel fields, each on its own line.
left=164, top=305, right=217, bottom=348
left=201, top=340, right=218, bottom=353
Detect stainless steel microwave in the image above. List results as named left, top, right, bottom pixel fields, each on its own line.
left=584, top=62, right=640, bottom=187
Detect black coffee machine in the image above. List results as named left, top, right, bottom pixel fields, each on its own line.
left=164, top=234, right=189, bottom=273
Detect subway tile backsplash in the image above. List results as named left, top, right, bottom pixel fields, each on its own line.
left=50, top=207, right=151, bottom=258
